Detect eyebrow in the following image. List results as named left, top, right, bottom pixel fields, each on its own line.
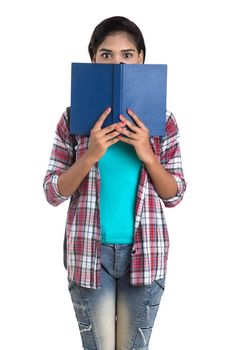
left=98, top=48, right=136, bottom=53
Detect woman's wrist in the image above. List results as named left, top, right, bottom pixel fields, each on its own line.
left=84, top=149, right=99, bottom=165
left=142, top=149, right=158, bottom=167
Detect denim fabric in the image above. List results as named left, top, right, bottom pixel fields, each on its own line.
left=68, top=243, right=165, bottom=350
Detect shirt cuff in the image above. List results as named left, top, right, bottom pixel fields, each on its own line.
left=52, top=174, right=70, bottom=200
left=162, top=175, right=186, bottom=207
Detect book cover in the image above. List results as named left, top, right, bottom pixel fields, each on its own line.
left=70, top=63, right=167, bottom=136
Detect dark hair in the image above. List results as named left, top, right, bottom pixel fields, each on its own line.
left=88, top=16, right=146, bottom=63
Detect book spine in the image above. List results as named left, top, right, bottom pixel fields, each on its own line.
left=113, top=65, right=122, bottom=123
left=120, top=64, right=123, bottom=118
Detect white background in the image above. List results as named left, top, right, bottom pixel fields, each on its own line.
left=1, top=0, right=233, bottom=349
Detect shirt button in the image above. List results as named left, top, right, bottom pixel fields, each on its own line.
left=131, top=249, right=137, bottom=255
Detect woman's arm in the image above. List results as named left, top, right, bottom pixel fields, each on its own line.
left=57, top=151, right=96, bottom=197
left=143, top=155, right=178, bottom=199
left=116, top=109, right=186, bottom=204
left=58, top=107, right=122, bottom=197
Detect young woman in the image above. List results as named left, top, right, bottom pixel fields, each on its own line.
left=43, top=16, right=186, bottom=350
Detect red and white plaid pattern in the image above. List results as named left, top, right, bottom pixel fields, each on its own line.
left=43, top=110, right=186, bottom=288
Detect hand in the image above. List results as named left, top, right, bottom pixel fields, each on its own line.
left=86, top=107, right=123, bottom=162
left=115, top=109, right=155, bottom=163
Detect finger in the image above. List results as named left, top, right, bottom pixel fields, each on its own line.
left=106, top=136, right=120, bottom=147
left=92, top=107, right=112, bottom=131
left=117, top=134, right=136, bottom=146
left=102, top=122, right=120, bottom=135
left=115, top=125, right=138, bottom=140
left=125, top=109, right=147, bottom=130
left=104, top=130, right=120, bottom=142
left=118, top=114, right=139, bottom=133
left=91, top=124, right=119, bottom=143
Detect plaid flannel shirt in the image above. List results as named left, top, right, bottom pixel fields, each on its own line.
left=43, top=109, right=186, bottom=289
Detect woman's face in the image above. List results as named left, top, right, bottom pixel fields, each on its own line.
left=92, top=31, right=144, bottom=64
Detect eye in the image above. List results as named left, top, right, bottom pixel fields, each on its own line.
left=101, top=52, right=111, bottom=58
left=123, top=52, right=133, bottom=59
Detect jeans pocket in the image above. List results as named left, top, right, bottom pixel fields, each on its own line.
left=68, top=279, right=90, bottom=327
left=135, top=283, right=164, bottom=348
left=138, top=278, right=165, bottom=328
left=155, top=277, right=166, bottom=291
left=68, top=280, right=97, bottom=349
left=68, top=278, right=75, bottom=291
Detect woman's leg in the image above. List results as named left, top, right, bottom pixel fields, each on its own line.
left=116, top=274, right=165, bottom=350
left=68, top=243, right=164, bottom=349
left=68, top=245, right=117, bottom=350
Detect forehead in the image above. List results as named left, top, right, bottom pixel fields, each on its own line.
left=98, top=32, right=137, bottom=50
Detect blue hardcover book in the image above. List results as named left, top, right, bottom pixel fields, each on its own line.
left=70, top=63, right=167, bottom=136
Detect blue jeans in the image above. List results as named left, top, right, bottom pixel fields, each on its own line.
left=68, top=243, right=165, bottom=350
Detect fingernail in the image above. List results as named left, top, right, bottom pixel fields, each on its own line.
left=119, top=115, right=125, bottom=120
left=119, top=122, right=126, bottom=127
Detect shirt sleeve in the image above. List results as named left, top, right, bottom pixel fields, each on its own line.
left=160, top=111, right=186, bottom=208
left=43, top=110, right=76, bottom=206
